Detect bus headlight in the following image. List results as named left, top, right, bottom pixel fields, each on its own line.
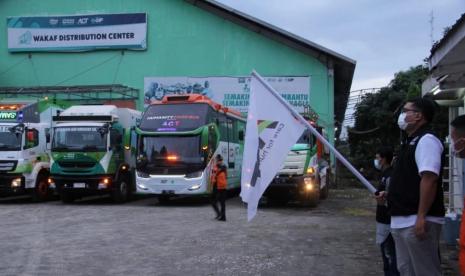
left=137, top=183, right=148, bottom=190
left=305, top=183, right=313, bottom=191
left=185, top=171, right=202, bottom=178
left=137, top=171, right=150, bottom=178
left=11, top=177, right=22, bottom=188
left=188, top=184, right=201, bottom=191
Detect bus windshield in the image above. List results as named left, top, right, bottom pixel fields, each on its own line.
left=0, top=126, right=21, bottom=151
left=139, top=103, right=209, bottom=132
left=137, top=135, right=204, bottom=174
left=52, top=126, right=107, bottom=152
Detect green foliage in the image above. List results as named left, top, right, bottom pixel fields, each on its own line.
left=348, top=65, right=448, bottom=170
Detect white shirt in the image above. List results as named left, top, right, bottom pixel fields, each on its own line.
left=391, top=134, right=445, bottom=229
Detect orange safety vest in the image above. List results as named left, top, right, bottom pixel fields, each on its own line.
left=460, top=204, right=465, bottom=276
left=212, top=164, right=227, bottom=190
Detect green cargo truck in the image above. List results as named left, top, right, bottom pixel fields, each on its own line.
left=49, top=105, right=141, bottom=203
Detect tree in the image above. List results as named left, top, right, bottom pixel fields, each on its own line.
left=347, top=65, right=447, bottom=171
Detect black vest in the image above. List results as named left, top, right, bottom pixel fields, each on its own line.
left=376, top=167, right=393, bottom=224
left=388, top=127, right=445, bottom=217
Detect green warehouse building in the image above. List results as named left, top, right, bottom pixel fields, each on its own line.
left=0, top=0, right=355, bottom=144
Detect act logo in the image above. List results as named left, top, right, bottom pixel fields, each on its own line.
left=250, top=120, right=279, bottom=187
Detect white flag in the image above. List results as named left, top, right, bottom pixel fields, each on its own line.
left=241, top=71, right=306, bottom=221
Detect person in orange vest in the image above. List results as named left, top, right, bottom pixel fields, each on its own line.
left=211, top=154, right=227, bottom=221
left=450, top=115, right=465, bottom=276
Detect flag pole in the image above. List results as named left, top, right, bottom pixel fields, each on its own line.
left=251, top=71, right=376, bottom=194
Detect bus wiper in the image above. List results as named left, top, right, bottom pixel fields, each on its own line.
left=81, top=145, right=98, bottom=151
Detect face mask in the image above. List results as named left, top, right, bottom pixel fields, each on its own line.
left=373, top=159, right=382, bottom=170
left=397, top=112, right=408, bottom=130
left=451, top=138, right=465, bottom=158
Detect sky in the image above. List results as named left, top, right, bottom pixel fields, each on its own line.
left=216, top=0, right=464, bottom=91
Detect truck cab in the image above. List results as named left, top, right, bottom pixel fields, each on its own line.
left=0, top=100, right=64, bottom=201
left=265, top=124, right=330, bottom=207
left=49, top=105, right=140, bottom=203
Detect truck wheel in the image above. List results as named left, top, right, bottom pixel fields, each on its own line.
left=112, top=179, right=129, bottom=203
left=32, top=174, right=50, bottom=202
left=60, top=191, right=75, bottom=203
left=301, top=190, right=319, bottom=207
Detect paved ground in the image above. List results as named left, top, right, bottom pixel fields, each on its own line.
left=0, top=188, right=459, bottom=276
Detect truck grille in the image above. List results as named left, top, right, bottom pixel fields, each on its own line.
left=57, top=161, right=96, bottom=169
left=0, top=160, right=18, bottom=172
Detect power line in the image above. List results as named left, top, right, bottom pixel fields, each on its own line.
left=53, top=53, right=120, bottom=86
left=0, top=56, right=28, bottom=78
left=29, top=54, right=41, bottom=86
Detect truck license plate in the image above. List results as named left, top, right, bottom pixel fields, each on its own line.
left=73, top=182, right=86, bottom=188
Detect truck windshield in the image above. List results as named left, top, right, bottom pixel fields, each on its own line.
left=137, top=135, right=204, bottom=174
left=0, top=126, right=21, bottom=151
left=52, top=127, right=107, bottom=152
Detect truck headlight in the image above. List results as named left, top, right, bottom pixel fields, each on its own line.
left=11, top=177, right=22, bottom=188
left=305, top=183, right=313, bottom=191
left=304, top=177, right=314, bottom=191
left=307, top=167, right=315, bottom=174
left=188, top=184, right=201, bottom=191
left=48, top=177, right=56, bottom=188
left=98, top=177, right=111, bottom=189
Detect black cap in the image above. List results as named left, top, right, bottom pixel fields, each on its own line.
left=216, top=154, right=223, bottom=161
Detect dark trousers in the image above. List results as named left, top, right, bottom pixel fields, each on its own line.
left=381, top=233, right=400, bottom=276
left=211, top=187, right=226, bottom=220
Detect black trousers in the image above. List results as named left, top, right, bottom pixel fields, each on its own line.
left=211, top=187, right=226, bottom=219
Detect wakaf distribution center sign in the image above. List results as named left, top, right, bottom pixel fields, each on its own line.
left=7, top=13, right=147, bottom=52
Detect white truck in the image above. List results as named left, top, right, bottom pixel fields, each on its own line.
left=265, top=124, right=330, bottom=207
left=49, top=105, right=141, bottom=203
left=0, top=99, right=65, bottom=201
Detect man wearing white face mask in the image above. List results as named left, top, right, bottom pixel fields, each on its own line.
left=450, top=115, right=465, bottom=276
left=387, top=97, right=445, bottom=276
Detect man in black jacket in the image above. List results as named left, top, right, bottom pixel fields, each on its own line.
left=374, top=147, right=399, bottom=276
left=387, top=97, right=445, bottom=276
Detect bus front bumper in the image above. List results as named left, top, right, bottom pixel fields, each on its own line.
left=135, top=173, right=207, bottom=195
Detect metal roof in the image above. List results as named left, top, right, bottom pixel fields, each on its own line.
left=185, top=0, right=356, bottom=133
left=423, top=13, right=465, bottom=105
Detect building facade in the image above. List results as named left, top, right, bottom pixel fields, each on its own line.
left=0, top=0, right=355, bottom=145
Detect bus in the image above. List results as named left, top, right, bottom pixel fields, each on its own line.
left=134, top=94, right=246, bottom=202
